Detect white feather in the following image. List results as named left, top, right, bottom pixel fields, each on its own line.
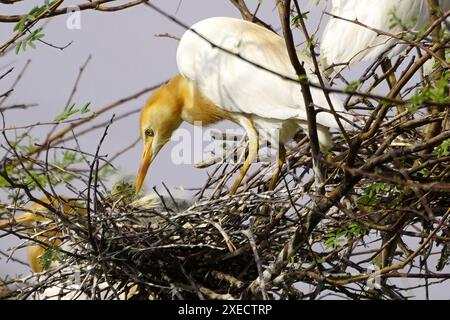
left=321, top=0, right=449, bottom=70
left=177, top=17, right=350, bottom=149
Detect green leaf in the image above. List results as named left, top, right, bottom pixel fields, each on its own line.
left=0, top=175, right=11, bottom=190
left=435, top=139, right=450, bottom=157
left=417, top=168, right=431, bottom=177
left=348, top=222, right=368, bottom=237
left=54, top=102, right=91, bottom=121
left=344, top=81, right=361, bottom=93
left=14, top=28, right=45, bottom=55
left=298, top=74, right=308, bottom=82
left=357, top=182, right=400, bottom=207
left=54, top=104, right=80, bottom=121
left=409, top=70, right=450, bottom=112
left=15, top=42, right=22, bottom=54
left=13, top=17, right=27, bottom=33
left=13, top=3, right=51, bottom=34
left=80, top=102, right=91, bottom=114
left=39, top=246, right=65, bottom=270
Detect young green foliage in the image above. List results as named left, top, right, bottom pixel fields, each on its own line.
left=15, top=28, right=45, bottom=54
left=324, top=222, right=368, bottom=249
left=435, top=139, right=450, bottom=157
left=54, top=102, right=91, bottom=121
left=39, top=246, right=65, bottom=270
left=358, top=182, right=401, bottom=207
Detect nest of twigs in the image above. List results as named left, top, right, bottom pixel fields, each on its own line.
left=2, top=117, right=450, bottom=300
left=4, top=184, right=312, bottom=299
left=0, top=108, right=449, bottom=301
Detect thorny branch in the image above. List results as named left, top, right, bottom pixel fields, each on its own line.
left=0, top=0, right=449, bottom=300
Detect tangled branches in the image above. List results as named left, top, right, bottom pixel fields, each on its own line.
left=1, top=105, right=450, bottom=299
left=0, top=0, right=449, bottom=300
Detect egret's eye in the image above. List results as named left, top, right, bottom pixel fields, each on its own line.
left=145, top=128, right=154, bottom=137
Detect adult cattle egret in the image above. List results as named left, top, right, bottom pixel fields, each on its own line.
left=0, top=197, right=85, bottom=272
left=321, top=0, right=450, bottom=75
left=321, top=0, right=450, bottom=273
left=136, top=17, right=348, bottom=194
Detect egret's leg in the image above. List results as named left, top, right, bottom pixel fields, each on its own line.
left=257, top=144, right=285, bottom=222
left=268, top=144, right=286, bottom=191
left=381, top=59, right=405, bottom=114
left=381, top=59, right=397, bottom=90
left=229, top=117, right=259, bottom=195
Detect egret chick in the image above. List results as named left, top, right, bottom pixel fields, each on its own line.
left=130, top=187, right=193, bottom=212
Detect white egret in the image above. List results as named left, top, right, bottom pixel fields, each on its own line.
left=321, top=0, right=450, bottom=77
left=136, top=17, right=349, bottom=194
left=321, top=0, right=450, bottom=270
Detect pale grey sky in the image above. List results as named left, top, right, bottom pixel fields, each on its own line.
left=0, top=0, right=448, bottom=299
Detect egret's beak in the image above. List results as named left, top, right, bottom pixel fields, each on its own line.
left=136, top=140, right=153, bottom=193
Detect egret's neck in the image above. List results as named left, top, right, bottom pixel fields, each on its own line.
left=170, top=74, right=233, bottom=125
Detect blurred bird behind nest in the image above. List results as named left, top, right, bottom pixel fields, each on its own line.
left=0, top=196, right=87, bottom=273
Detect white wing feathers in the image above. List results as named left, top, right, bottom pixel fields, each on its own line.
left=321, top=0, right=429, bottom=69
left=177, top=17, right=347, bottom=129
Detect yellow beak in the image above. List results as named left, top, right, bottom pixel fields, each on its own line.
left=135, top=141, right=153, bottom=193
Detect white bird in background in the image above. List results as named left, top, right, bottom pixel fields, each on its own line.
left=321, top=0, right=450, bottom=271
left=321, top=0, right=450, bottom=77
left=136, top=17, right=349, bottom=195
